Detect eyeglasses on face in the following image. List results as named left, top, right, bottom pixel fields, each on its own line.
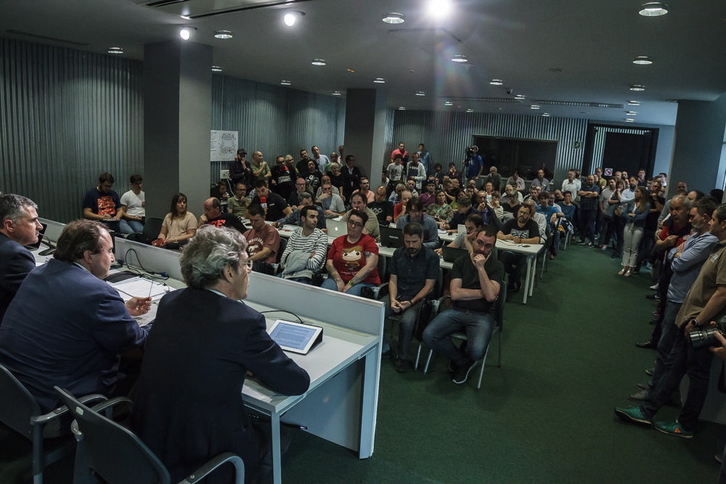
left=347, top=220, right=364, bottom=228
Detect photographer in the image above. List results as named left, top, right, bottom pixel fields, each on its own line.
left=463, top=146, right=483, bottom=186
left=710, top=331, right=726, bottom=483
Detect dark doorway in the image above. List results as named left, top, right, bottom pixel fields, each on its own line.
left=583, top=124, right=659, bottom=178
left=473, top=136, right=558, bottom=180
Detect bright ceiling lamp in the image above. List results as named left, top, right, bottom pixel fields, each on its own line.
left=415, top=91, right=426, bottom=96
left=428, top=0, right=452, bottom=18
left=451, top=54, right=468, bottom=63
left=179, top=27, right=195, bottom=40
left=107, top=47, right=124, bottom=55
left=284, top=11, right=305, bottom=27
left=530, top=105, right=540, bottom=110
left=444, top=101, right=453, bottom=106
left=630, top=84, right=646, bottom=91
left=332, top=90, right=342, bottom=96
left=311, top=59, right=326, bottom=66
left=514, top=94, right=526, bottom=100
left=466, top=108, right=474, bottom=113
left=373, top=78, right=386, bottom=84
left=489, top=79, right=503, bottom=86
left=280, top=80, right=292, bottom=86
left=214, top=30, right=233, bottom=39
left=211, top=66, right=222, bottom=72
left=633, top=55, right=653, bottom=65
left=382, top=12, right=404, bottom=24
left=628, top=100, right=641, bottom=106
left=639, top=2, right=668, bottom=16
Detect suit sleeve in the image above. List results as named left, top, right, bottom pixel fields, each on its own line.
left=91, top=288, right=148, bottom=353
left=1, top=248, right=35, bottom=297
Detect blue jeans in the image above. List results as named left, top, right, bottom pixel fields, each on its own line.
left=320, top=277, right=374, bottom=297
left=383, top=295, right=424, bottom=360
left=422, top=308, right=495, bottom=366
left=120, top=219, right=144, bottom=234
left=646, top=300, right=682, bottom=392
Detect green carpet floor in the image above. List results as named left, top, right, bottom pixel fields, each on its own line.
left=1, top=244, right=723, bottom=483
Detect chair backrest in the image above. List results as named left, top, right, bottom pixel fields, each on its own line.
left=276, top=236, right=287, bottom=264
left=0, top=363, right=41, bottom=438
left=495, top=283, right=507, bottom=331
left=54, top=387, right=171, bottom=484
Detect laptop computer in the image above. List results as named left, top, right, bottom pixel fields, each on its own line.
left=380, top=225, right=405, bottom=248
left=442, top=245, right=468, bottom=263
left=326, top=218, right=348, bottom=236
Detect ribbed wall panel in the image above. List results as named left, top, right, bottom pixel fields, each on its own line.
left=0, top=38, right=144, bottom=223
left=589, top=127, right=650, bottom=170
left=392, top=111, right=587, bottom=183
left=210, top=75, right=345, bottom=182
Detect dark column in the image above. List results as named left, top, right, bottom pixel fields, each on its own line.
left=344, top=89, right=388, bottom=186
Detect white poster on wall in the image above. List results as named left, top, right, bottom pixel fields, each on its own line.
left=210, top=130, right=238, bottom=162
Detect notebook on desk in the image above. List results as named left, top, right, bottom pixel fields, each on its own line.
left=380, top=226, right=404, bottom=248
left=326, top=219, right=347, bottom=236
left=442, top=246, right=468, bottom=263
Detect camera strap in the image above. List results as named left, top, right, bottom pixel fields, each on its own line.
left=719, top=363, right=726, bottom=394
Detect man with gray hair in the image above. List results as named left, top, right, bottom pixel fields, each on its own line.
left=132, top=225, right=310, bottom=483
left=0, top=194, right=42, bottom=323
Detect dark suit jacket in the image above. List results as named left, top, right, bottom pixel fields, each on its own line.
left=131, top=288, right=310, bottom=484
left=0, top=258, right=148, bottom=411
left=0, top=233, right=35, bottom=324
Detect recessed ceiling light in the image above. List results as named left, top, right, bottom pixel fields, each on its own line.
left=373, top=78, right=386, bottom=84
left=179, top=27, right=195, bottom=40
left=332, top=90, right=341, bottom=96
left=284, top=11, right=305, bottom=27
left=280, top=80, right=291, bottom=86
left=542, top=113, right=551, bottom=117
left=444, top=101, right=453, bottom=106
left=180, top=15, right=191, bottom=20
left=625, top=118, right=635, bottom=122
left=107, top=47, right=124, bottom=55
left=531, top=105, right=540, bottom=110
left=466, top=108, right=474, bottom=113
left=633, top=55, right=653, bottom=65
left=311, top=59, right=326, bottom=66
left=639, top=2, right=668, bottom=17
left=630, top=84, right=646, bottom=91
left=451, top=55, right=468, bottom=63
left=214, top=30, right=233, bottom=40
left=626, top=111, right=637, bottom=115
left=514, top=94, right=526, bottom=100
left=490, top=79, right=503, bottom=86
left=382, top=12, right=404, bottom=24
left=211, top=65, right=222, bottom=72
left=428, top=0, right=452, bottom=18
left=398, top=106, right=406, bottom=111
left=628, top=100, right=641, bottom=106
left=415, top=91, right=426, bottom=96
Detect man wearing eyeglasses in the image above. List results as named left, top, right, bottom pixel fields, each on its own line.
left=342, top=192, right=380, bottom=242
left=316, top=183, right=345, bottom=218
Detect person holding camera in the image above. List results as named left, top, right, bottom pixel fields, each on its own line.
left=463, top=146, right=483, bottom=186
left=616, top=202, right=726, bottom=439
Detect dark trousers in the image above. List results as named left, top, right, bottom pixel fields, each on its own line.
left=579, top=209, right=597, bottom=243
left=499, top=250, right=525, bottom=286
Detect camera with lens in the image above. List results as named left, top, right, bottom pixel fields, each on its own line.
left=689, top=321, right=726, bottom=349
left=465, top=146, right=476, bottom=157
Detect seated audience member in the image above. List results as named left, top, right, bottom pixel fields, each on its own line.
left=419, top=179, right=437, bottom=207
left=474, top=191, right=502, bottom=231
left=506, top=170, right=525, bottom=193
left=321, top=210, right=381, bottom=297
left=537, top=191, right=564, bottom=259
left=352, top=177, right=376, bottom=204
left=446, top=195, right=477, bottom=231
left=314, top=175, right=341, bottom=199
left=502, top=185, right=523, bottom=212
left=119, top=174, right=145, bottom=233
left=396, top=198, right=439, bottom=249
left=422, top=225, right=504, bottom=385
left=153, top=192, right=197, bottom=248
left=482, top=166, right=503, bottom=192
left=368, top=185, right=394, bottom=225
left=428, top=190, right=453, bottom=228
left=209, top=179, right=230, bottom=212
left=523, top=199, right=548, bottom=246
left=405, top=179, right=420, bottom=198
left=82, top=172, right=126, bottom=234
left=342, top=192, right=380, bottom=241
left=523, top=185, right=541, bottom=203
left=393, top=190, right=414, bottom=223
left=0, top=194, right=42, bottom=323
left=439, top=214, right=484, bottom=254
left=199, top=197, right=246, bottom=232
left=251, top=180, right=292, bottom=221
left=279, top=205, right=328, bottom=283
left=389, top=183, right=406, bottom=204
left=0, top=220, right=151, bottom=412
left=489, top=191, right=504, bottom=222
left=447, top=162, right=462, bottom=183
left=132, top=226, right=309, bottom=484
left=275, top=192, right=326, bottom=230
left=497, top=205, right=540, bottom=292
left=432, top=163, right=445, bottom=186
left=288, top=178, right=308, bottom=208
left=388, top=223, right=439, bottom=372
left=228, top=182, right=251, bottom=219
left=316, top=183, right=346, bottom=218
left=243, top=204, right=280, bottom=266
left=303, top=159, right=323, bottom=194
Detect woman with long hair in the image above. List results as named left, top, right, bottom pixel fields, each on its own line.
left=618, top=186, right=650, bottom=277
left=153, top=192, right=197, bottom=248
left=427, top=190, right=453, bottom=228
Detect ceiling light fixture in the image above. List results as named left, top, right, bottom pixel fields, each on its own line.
left=466, top=108, right=474, bottom=113
left=626, top=110, right=637, bottom=115
left=428, top=0, right=452, bottom=18
left=311, top=59, right=326, bottom=66
left=280, top=80, right=291, bottom=86
left=398, top=106, right=406, bottom=111
left=332, top=90, right=342, bottom=96
left=542, top=113, right=551, bottom=117
left=373, top=78, right=386, bottom=84
left=382, top=12, right=404, bottom=24
left=415, top=91, right=426, bottom=96
left=444, top=101, right=453, bottom=106
left=633, top=55, right=653, bottom=65
left=531, top=105, right=540, bottom=110
left=490, top=79, right=503, bottom=86
left=211, top=65, right=222, bottom=72
left=179, top=27, right=196, bottom=40
left=107, top=47, right=124, bottom=55
left=284, top=11, right=305, bottom=27
left=214, top=30, right=233, bottom=40
left=630, top=84, right=646, bottom=91
left=628, top=100, right=641, bottom=106
left=639, top=2, right=668, bottom=16
left=514, top=94, right=526, bottom=100
left=451, top=54, right=468, bottom=63
left=625, top=118, right=635, bottom=122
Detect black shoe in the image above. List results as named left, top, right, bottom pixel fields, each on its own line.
left=629, top=389, right=650, bottom=402
left=645, top=367, right=654, bottom=376
left=448, top=360, right=459, bottom=374
left=509, top=281, right=521, bottom=293
left=636, top=341, right=657, bottom=349
left=381, top=349, right=392, bottom=360
left=394, top=357, right=412, bottom=373
left=636, top=383, right=648, bottom=391
left=452, top=359, right=477, bottom=385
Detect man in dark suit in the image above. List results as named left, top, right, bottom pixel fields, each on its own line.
left=0, top=219, right=151, bottom=412
left=132, top=225, right=310, bottom=484
left=0, top=194, right=42, bottom=323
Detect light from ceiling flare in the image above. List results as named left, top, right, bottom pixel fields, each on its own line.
left=514, top=94, right=526, bottom=101
left=214, top=30, right=233, bottom=40
left=633, top=55, right=653, bottom=65
left=211, top=66, right=222, bottom=72
left=628, top=100, right=641, bottom=106
left=490, top=79, right=503, bottom=86
left=444, top=101, right=453, bottom=106
left=639, top=2, right=668, bottom=16
left=415, top=91, right=426, bottom=96
left=332, top=90, right=342, bottom=96
left=531, top=105, right=540, bottom=110
left=280, top=80, right=291, bottom=86
left=107, top=47, right=124, bottom=55
left=179, top=27, right=195, bottom=40
left=373, top=78, right=386, bottom=84
left=630, top=84, right=646, bottom=91
left=451, top=54, right=468, bottom=63
left=311, top=59, right=326, bottom=66
left=284, top=11, right=305, bottom=27
left=382, top=12, right=404, bottom=24
left=428, top=0, right=452, bottom=18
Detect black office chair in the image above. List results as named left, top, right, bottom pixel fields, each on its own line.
left=0, top=363, right=106, bottom=484
left=54, top=387, right=245, bottom=484
left=421, top=283, right=507, bottom=389
left=127, top=217, right=163, bottom=245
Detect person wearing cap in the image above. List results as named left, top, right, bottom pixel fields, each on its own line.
left=229, top=148, right=251, bottom=187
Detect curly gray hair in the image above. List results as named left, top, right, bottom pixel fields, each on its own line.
left=180, top=225, right=248, bottom=289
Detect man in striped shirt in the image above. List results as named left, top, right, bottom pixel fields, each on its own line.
left=279, top=205, right=328, bottom=284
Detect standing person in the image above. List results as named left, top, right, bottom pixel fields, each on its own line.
left=618, top=187, right=650, bottom=277
left=321, top=210, right=381, bottom=297
left=250, top=151, right=271, bottom=186
left=391, top=142, right=408, bottom=164
left=600, top=178, right=620, bottom=251
left=422, top=225, right=504, bottom=384
left=119, top=174, right=145, bottom=234
left=296, top=149, right=312, bottom=175
left=82, top=172, right=125, bottom=233
left=0, top=220, right=151, bottom=412
left=405, top=152, right=427, bottom=191
left=386, top=154, right=405, bottom=197
left=464, top=146, right=483, bottom=186
left=153, top=193, right=197, bottom=248
left=0, top=194, right=42, bottom=323
left=303, top=160, right=323, bottom=196
left=311, top=145, right=330, bottom=174
left=132, top=226, right=309, bottom=484
left=329, top=163, right=346, bottom=200
left=270, top=155, right=295, bottom=200
left=229, top=148, right=251, bottom=188
left=342, top=155, right=363, bottom=201
left=417, top=143, right=433, bottom=174
left=577, top=175, right=601, bottom=247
